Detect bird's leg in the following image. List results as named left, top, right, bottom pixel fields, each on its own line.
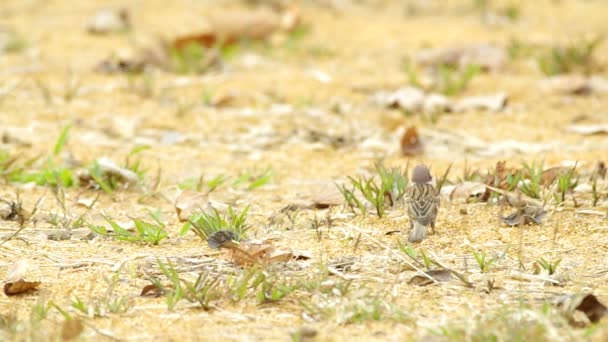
left=431, top=221, right=436, bottom=235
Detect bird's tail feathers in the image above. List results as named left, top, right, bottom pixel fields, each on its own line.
left=408, top=221, right=427, bottom=243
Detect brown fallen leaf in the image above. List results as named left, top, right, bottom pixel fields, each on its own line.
left=501, top=205, right=547, bottom=226
left=173, top=7, right=300, bottom=50
left=4, top=280, right=41, bottom=296
left=6, top=259, right=29, bottom=283
left=292, top=250, right=313, bottom=260
left=282, top=186, right=344, bottom=211
left=408, top=269, right=452, bottom=286
left=228, top=240, right=295, bottom=266
left=95, top=55, right=145, bottom=74
left=539, top=74, right=591, bottom=95
left=79, top=157, right=139, bottom=190
left=140, top=284, right=164, bottom=297
left=449, top=182, right=487, bottom=202
left=423, top=93, right=451, bottom=113
left=175, top=190, right=214, bottom=222
left=61, top=318, right=84, bottom=340
left=540, top=75, right=608, bottom=95
left=540, top=166, right=575, bottom=186
left=229, top=240, right=273, bottom=266
left=4, top=259, right=41, bottom=296
left=374, top=87, right=425, bottom=113
left=265, top=247, right=294, bottom=264
left=555, top=293, right=607, bottom=326
left=400, top=125, right=424, bottom=156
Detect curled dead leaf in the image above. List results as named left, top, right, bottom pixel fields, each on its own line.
left=449, top=182, right=487, bottom=202
left=95, top=55, right=145, bottom=74
left=6, top=259, right=29, bottom=283
left=4, top=280, right=41, bottom=296
left=374, top=87, right=425, bottom=113
left=540, top=75, right=591, bottom=95
left=4, top=259, right=41, bottom=296
left=228, top=240, right=295, bottom=266
left=140, top=284, right=164, bottom=297
left=400, top=125, right=424, bottom=156
left=555, top=293, right=607, bottom=326
left=501, top=205, right=547, bottom=226
left=175, top=190, right=213, bottom=222
left=415, top=44, right=506, bottom=72
left=282, top=186, right=344, bottom=211
left=408, top=269, right=452, bottom=286
left=173, top=7, right=300, bottom=50
left=540, top=75, right=608, bottom=95
left=79, top=157, right=139, bottom=190
left=540, top=166, right=575, bottom=186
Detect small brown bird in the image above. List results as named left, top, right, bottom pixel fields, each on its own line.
left=406, top=165, right=440, bottom=243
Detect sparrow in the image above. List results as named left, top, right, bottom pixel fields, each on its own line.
left=406, top=164, right=440, bottom=243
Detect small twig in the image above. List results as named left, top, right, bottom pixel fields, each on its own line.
left=0, top=225, right=28, bottom=247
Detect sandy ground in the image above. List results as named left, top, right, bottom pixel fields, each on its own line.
left=1, top=0, right=608, bottom=341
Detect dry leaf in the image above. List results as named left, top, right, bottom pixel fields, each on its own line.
left=540, top=75, right=591, bottom=95
left=175, top=190, right=213, bottom=222
left=207, top=230, right=239, bottom=249
left=95, top=55, right=145, bottom=74
left=6, top=259, right=29, bottom=283
left=566, top=124, right=608, bottom=135
left=87, top=8, right=130, bottom=34
left=555, top=293, right=607, bottom=326
left=374, top=87, right=425, bottom=113
left=79, top=157, right=139, bottom=189
left=540, top=166, right=573, bottom=186
left=449, top=182, right=487, bottom=202
left=4, top=280, right=41, bottom=296
left=61, top=318, right=84, bottom=340
left=4, top=259, right=41, bottom=296
left=292, top=250, right=313, bottom=260
left=400, top=125, right=424, bottom=156
left=415, top=44, right=506, bottom=72
left=540, top=75, right=608, bottom=95
left=408, top=269, right=452, bottom=286
left=265, top=248, right=294, bottom=264
left=282, top=186, right=344, bottom=211
left=173, top=7, right=299, bottom=50
left=140, top=284, right=164, bottom=297
left=76, top=196, right=97, bottom=208
left=229, top=240, right=273, bottom=266
left=453, top=92, right=508, bottom=112
left=501, top=205, right=547, bottom=226
left=0, top=195, right=35, bottom=224
left=482, top=161, right=518, bottom=200
left=423, top=93, right=451, bottom=113
left=228, top=240, right=294, bottom=266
